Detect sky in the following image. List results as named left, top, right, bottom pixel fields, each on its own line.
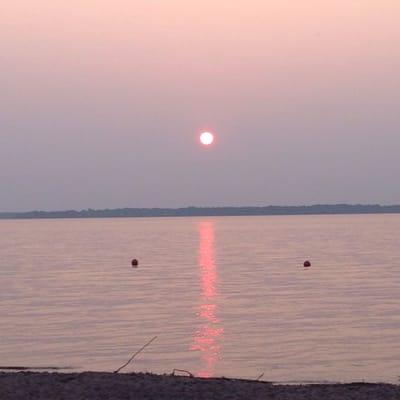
left=1, top=1, right=400, bottom=211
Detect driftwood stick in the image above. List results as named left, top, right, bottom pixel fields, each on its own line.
left=113, top=336, right=157, bottom=373
left=172, top=369, right=194, bottom=378
left=256, top=372, right=264, bottom=381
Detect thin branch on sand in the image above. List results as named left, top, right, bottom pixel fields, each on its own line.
left=113, top=336, right=158, bottom=374
left=171, top=369, right=194, bottom=378
left=256, top=373, right=264, bottom=381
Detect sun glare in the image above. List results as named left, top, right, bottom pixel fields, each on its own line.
left=200, top=132, right=214, bottom=146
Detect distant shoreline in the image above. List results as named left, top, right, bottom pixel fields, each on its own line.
left=0, top=371, right=399, bottom=400
left=1, top=204, right=400, bottom=220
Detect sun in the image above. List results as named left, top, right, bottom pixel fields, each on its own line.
left=200, top=132, right=214, bottom=146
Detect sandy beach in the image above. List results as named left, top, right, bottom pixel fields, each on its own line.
left=1, top=372, right=400, bottom=400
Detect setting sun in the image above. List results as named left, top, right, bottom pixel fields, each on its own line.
left=200, top=132, right=214, bottom=146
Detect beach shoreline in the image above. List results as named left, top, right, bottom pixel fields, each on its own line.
left=1, top=371, right=399, bottom=400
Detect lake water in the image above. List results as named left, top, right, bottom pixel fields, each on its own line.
left=1, top=215, right=400, bottom=383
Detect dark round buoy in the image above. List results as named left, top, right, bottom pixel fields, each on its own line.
left=131, top=259, right=139, bottom=267
left=303, top=260, right=311, bottom=267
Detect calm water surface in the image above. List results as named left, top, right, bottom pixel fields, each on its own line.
left=1, top=215, right=400, bottom=383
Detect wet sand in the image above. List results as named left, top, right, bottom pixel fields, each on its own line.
left=1, top=372, right=400, bottom=400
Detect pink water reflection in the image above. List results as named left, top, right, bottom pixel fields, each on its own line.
left=191, top=221, right=223, bottom=377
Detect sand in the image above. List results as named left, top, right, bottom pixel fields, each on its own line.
left=1, top=372, right=400, bottom=400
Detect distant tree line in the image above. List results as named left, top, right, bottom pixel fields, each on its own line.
left=1, top=204, right=400, bottom=219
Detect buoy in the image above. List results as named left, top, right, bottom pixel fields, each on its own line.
left=131, top=259, right=139, bottom=267
left=303, top=260, right=311, bottom=267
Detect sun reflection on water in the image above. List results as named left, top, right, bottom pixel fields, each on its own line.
left=191, top=221, right=223, bottom=377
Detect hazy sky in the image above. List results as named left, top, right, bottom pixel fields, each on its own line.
left=1, top=1, right=400, bottom=211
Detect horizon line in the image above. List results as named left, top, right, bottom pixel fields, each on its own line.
left=2, top=204, right=400, bottom=220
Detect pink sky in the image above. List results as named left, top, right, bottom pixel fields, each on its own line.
left=1, top=1, right=400, bottom=210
